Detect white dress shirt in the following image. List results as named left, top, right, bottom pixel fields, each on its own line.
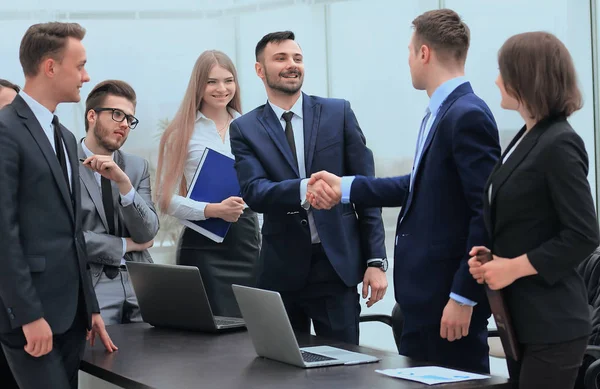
left=19, top=90, right=72, bottom=190
left=81, top=140, right=136, bottom=264
left=268, top=95, right=320, bottom=244
left=167, top=108, right=242, bottom=221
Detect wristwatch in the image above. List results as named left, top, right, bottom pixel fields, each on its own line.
left=367, top=258, right=388, bottom=272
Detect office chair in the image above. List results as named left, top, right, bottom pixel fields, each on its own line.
left=358, top=247, right=600, bottom=389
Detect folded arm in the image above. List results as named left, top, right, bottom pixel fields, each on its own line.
left=118, top=160, right=159, bottom=243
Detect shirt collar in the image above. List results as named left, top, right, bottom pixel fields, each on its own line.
left=268, top=93, right=303, bottom=121
left=428, top=76, right=468, bottom=114
left=81, top=138, right=114, bottom=160
left=19, top=90, right=54, bottom=130
left=195, top=107, right=242, bottom=123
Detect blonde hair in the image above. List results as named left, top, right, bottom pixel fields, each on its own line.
left=156, top=50, right=241, bottom=212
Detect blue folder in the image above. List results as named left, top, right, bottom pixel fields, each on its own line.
left=180, top=148, right=241, bottom=243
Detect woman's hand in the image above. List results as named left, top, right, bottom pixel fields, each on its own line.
left=205, top=196, right=245, bottom=222
left=468, top=246, right=526, bottom=290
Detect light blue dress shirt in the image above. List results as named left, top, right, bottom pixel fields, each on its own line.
left=341, top=76, right=476, bottom=306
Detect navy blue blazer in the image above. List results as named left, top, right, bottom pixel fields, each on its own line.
left=230, top=93, right=386, bottom=291
left=349, top=83, right=500, bottom=329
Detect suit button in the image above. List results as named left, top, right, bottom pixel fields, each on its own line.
left=9, top=314, right=15, bottom=320
left=300, top=219, right=308, bottom=226
left=7, top=308, right=12, bottom=313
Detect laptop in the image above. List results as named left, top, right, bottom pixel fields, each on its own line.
left=232, top=284, right=380, bottom=368
left=126, top=262, right=245, bottom=332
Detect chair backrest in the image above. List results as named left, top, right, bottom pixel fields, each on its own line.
left=391, top=303, right=404, bottom=352
left=575, top=247, right=600, bottom=389
left=577, top=247, right=600, bottom=346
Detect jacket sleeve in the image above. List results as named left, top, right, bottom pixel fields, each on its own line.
left=230, top=120, right=303, bottom=213
left=527, top=131, right=600, bottom=285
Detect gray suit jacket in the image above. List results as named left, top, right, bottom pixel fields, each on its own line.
left=78, top=142, right=159, bottom=285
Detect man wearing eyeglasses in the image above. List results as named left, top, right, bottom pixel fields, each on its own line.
left=79, top=79, right=159, bottom=325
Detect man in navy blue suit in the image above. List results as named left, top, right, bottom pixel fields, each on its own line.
left=308, top=9, right=500, bottom=372
left=229, top=31, right=387, bottom=345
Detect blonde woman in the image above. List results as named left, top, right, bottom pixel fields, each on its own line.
left=156, top=51, right=260, bottom=317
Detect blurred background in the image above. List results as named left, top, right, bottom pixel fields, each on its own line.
left=1, top=0, right=599, bottom=384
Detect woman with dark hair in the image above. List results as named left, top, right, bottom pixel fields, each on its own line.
left=156, top=51, right=260, bottom=318
left=468, top=31, right=599, bottom=388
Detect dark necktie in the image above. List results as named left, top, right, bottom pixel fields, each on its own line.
left=52, top=115, right=70, bottom=188
left=282, top=111, right=298, bottom=169
left=101, top=176, right=120, bottom=279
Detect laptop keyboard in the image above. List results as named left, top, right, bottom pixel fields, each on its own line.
left=301, top=350, right=336, bottom=363
left=215, top=317, right=244, bottom=326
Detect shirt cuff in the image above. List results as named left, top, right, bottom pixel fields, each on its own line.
left=120, top=187, right=136, bottom=207
left=121, top=238, right=127, bottom=257
left=366, top=258, right=384, bottom=264
left=449, top=293, right=477, bottom=306
left=341, top=176, right=355, bottom=204
left=300, top=178, right=309, bottom=204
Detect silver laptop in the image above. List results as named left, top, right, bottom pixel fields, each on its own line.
left=126, top=262, right=245, bottom=332
left=232, top=284, right=380, bottom=368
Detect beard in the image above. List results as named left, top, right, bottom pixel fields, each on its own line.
left=93, top=120, right=126, bottom=153
left=265, top=67, right=303, bottom=95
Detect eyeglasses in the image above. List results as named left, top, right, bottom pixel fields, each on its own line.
left=94, top=108, right=139, bottom=129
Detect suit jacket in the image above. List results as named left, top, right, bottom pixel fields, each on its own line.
left=0, top=95, right=99, bottom=334
left=230, top=93, right=386, bottom=291
left=349, top=83, right=500, bottom=329
left=485, top=115, right=599, bottom=344
left=78, top=143, right=159, bottom=285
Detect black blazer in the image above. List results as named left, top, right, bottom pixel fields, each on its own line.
left=0, top=95, right=99, bottom=334
left=484, top=116, right=599, bottom=344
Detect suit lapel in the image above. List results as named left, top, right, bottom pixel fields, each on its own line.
left=303, top=93, right=321, bottom=175
left=258, top=103, right=300, bottom=176
left=489, top=124, right=545, bottom=206
left=78, top=141, right=110, bottom=231
left=403, top=83, right=473, bottom=217
left=13, top=96, right=74, bottom=221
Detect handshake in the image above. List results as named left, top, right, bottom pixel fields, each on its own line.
left=306, top=171, right=343, bottom=210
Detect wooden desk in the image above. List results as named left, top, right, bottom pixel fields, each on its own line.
left=81, top=323, right=511, bottom=389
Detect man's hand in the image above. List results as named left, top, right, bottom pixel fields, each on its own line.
left=205, top=196, right=245, bottom=222
left=87, top=314, right=118, bottom=352
left=306, top=171, right=342, bottom=209
left=22, top=318, right=53, bottom=357
left=362, top=267, right=387, bottom=307
left=82, top=155, right=132, bottom=195
left=440, top=299, right=473, bottom=342
left=125, top=238, right=154, bottom=253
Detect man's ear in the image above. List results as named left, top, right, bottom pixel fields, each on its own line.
left=86, top=109, right=96, bottom=131
left=255, top=61, right=264, bottom=79
left=42, top=57, right=57, bottom=78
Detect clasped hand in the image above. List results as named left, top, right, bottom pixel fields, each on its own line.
left=306, top=171, right=342, bottom=210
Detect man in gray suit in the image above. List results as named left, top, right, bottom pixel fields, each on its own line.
left=79, top=79, right=159, bottom=325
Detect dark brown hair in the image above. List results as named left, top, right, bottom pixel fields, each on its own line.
left=85, top=80, right=137, bottom=131
left=255, top=31, right=295, bottom=62
left=498, top=31, right=582, bottom=119
left=19, top=22, right=86, bottom=77
left=412, top=9, right=470, bottom=64
left=0, top=79, right=20, bottom=93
